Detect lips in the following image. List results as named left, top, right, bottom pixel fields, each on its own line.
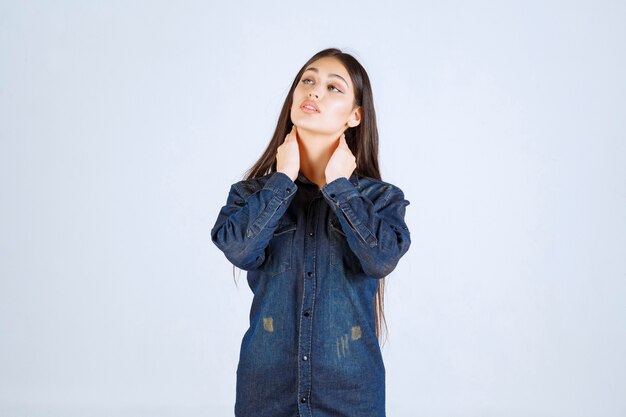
left=301, top=101, right=319, bottom=112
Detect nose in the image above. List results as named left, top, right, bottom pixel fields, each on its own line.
left=308, top=83, right=323, bottom=99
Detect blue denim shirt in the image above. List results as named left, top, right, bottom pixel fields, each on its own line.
left=211, top=170, right=411, bottom=417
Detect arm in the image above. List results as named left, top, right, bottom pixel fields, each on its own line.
left=321, top=177, right=411, bottom=278
left=211, top=171, right=298, bottom=270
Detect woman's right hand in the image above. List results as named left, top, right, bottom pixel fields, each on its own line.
left=276, top=124, right=300, bottom=181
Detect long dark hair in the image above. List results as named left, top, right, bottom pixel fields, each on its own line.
left=233, top=47, right=389, bottom=346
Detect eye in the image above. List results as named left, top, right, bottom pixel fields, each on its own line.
left=300, top=78, right=343, bottom=93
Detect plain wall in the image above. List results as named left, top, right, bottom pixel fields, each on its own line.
left=0, top=1, right=624, bottom=416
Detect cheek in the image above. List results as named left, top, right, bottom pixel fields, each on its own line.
left=327, top=101, right=353, bottom=119
left=292, top=89, right=304, bottom=106
left=293, top=84, right=306, bottom=96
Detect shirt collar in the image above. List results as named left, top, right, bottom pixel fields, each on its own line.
left=296, top=170, right=360, bottom=188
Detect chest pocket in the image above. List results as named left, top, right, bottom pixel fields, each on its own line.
left=329, top=216, right=364, bottom=274
left=257, top=219, right=297, bottom=277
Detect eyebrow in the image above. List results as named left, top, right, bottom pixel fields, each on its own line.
left=303, top=67, right=349, bottom=90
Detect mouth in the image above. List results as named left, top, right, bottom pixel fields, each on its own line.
left=300, top=101, right=319, bottom=113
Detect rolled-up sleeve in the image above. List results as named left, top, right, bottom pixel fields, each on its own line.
left=321, top=177, right=411, bottom=278
left=211, top=171, right=298, bottom=271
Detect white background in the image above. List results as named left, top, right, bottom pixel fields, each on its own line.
left=1, top=1, right=624, bottom=416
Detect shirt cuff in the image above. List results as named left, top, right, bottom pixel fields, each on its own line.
left=321, top=176, right=360, bottom=205
left=263, top=171, right=298, bottom=200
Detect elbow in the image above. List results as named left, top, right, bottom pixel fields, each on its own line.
left=211, top=228, right=263, bottom=271
left=362, top=238, right=411, bottom=278
left=224, top=249, right=263, bottom=271
left=362, top=258, right=399, bottom=279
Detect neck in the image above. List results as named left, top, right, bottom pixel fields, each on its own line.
left=296, top=127, right=340, bottom=188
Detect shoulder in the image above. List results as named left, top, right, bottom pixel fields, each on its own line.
left=231, top=172, right=406, bottom=200
left=230, top=173, right=275, bottom=197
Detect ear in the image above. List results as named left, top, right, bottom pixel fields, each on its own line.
left=348, top=106, right=362, bottom=128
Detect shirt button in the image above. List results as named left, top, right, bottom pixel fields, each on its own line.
left=303, top=355, right=308, bottom=361
left=309, top=232, right=314, bottom=236
left=300, top=397, right=307, bottom=403
left=286, top=188, right=291, bottom=193
left=303, top=311, right=310, bottom=317
left=307, top=271, right=312, bottom=277
left=330, top=193, right=336, bottom=198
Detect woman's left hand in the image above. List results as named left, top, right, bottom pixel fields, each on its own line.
left=325, top=133, right=356, bottom=184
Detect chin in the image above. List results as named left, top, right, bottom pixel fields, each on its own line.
left=291, top=111, right=319, bottom=131
left=292, top=119, right=313, bottom=131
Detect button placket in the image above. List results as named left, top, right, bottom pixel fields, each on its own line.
left=297, top=198, right=318, bottom=416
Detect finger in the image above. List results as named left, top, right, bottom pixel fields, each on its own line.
left=292, top=125, right=299, bottom=141
left=285, top=125, right=295, bottom=142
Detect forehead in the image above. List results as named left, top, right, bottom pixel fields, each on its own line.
left=303, top=57, right=352, bottom=88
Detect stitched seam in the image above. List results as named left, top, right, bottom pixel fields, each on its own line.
left=339, top=204, right=378, bottom=247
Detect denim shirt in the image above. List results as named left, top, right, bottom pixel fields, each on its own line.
left=211, top=170, right=411, bottom=417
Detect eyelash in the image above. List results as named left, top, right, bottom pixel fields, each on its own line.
left=301, top=78, right=342, bottom=93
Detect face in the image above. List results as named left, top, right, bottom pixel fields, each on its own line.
left=290, top=57, right=362, bottom=137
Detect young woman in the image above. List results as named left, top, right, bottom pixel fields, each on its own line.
left=211, top=47, right=411, bottom=417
